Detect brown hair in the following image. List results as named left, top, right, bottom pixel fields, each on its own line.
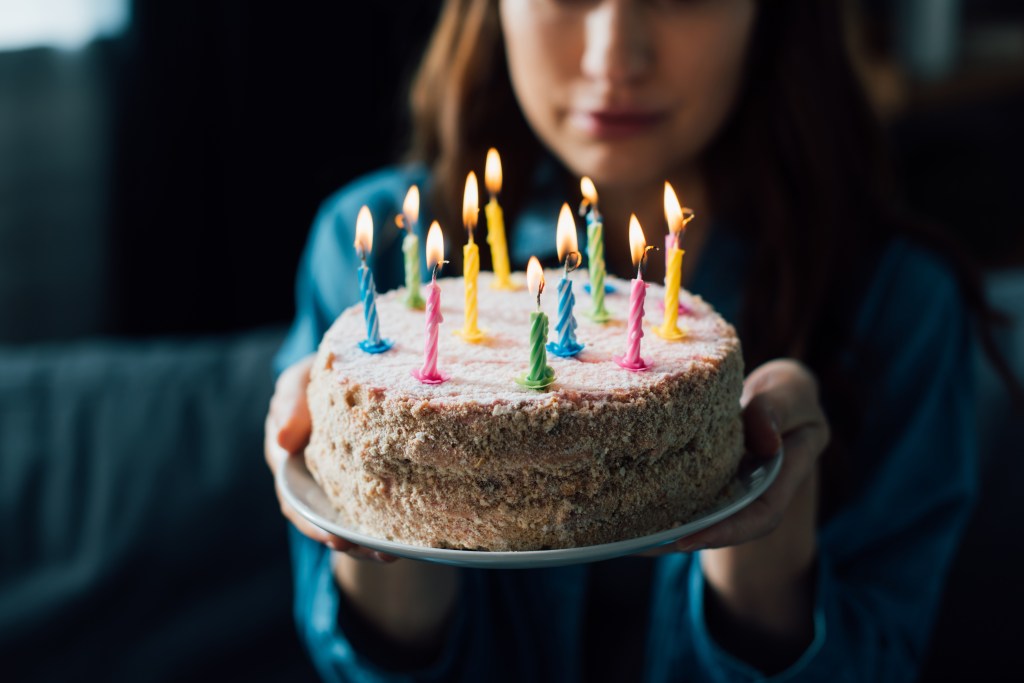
left=408, top=0, right=542, bottom=267
left=407, top=0, right=1019, bottom=513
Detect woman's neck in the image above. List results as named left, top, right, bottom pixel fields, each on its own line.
left=596, top=169, right=711, bottom=286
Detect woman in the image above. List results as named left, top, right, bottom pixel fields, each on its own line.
left=266, top=1, right=985, bottom=680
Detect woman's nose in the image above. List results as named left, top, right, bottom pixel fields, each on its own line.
left=580, top=0, right=653, bottom=85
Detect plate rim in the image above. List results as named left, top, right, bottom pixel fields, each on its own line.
left=278, top=448, right=783, bottom=569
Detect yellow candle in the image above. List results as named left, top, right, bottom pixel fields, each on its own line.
left=654, top=182, right=691, bottom=341
left=457, top=171, right=485, bottom=342
left=484, top=148, right=517, bottom=290
left=655, top=246, right=685, bottom=340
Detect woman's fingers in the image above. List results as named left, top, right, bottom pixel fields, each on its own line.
left=643, top=360, right=831, bottom=556
left=272, top=354, right=315, bottom=454
left=266, top=355, right=397, bottom=564
left=672, top=438, right=805, bottom=550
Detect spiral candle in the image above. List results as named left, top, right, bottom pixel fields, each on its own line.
left=516, top=256, right=556, bottom=390
left=402, top=232, right=426, bottom=310
left=484, top=148, right=517, bottom=290
left=654, top=244, right=685, bottom=340
left=615, top=216, right=652, bottom=372
left=614, top=276, right=651, bottom=371
left=547, top=276, right=584, bottom=357
left=485, top=198, right=515, bottom=290
left=457, top=242, right=485, bottom=342
left=586, top=215, right=612, bottom=322
left=531, top=311, right=551, bottom=379
left=357, top=262, right=393, bottom=354
left=412, top=281, right=448, bottom=384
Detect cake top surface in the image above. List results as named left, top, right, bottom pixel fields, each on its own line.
left=322, top=270, right=739, bottom=406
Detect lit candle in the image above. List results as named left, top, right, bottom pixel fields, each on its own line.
left=515, top=256, right=556, bottom=390
left=396, top=185, right=426, bottom=310
left=456, top=171, right=485, bottom=342
left=654, top=182, right=694, bottom=340
left=484, top=148, right=517, bottom=290
left=614, top=215, right=653, bottom=372
left=412, top=221, right=449, bottom=384
left=546, top=203, right=585, bottom=358
left=661, top=181, right=695, bottom=319
left=354, top=206, right=394, bottom=354
left=580, top=177, right=612, bottom=322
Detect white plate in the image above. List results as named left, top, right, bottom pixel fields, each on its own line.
left=278, top=448, right=783, bottom=569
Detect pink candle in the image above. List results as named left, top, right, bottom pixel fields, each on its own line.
left=412, top=222, right=450, bottom=385
left=615, top=215, right=653, bottom=372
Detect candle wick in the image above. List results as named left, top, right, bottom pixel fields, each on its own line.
left=638, top=246, right=655, bottom=279
left=564, top=251, right=581, bottom=278
left=432, top=259, right=448, bottom=284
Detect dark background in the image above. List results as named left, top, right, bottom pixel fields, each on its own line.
left=1, top=1, right=1022, bottom=681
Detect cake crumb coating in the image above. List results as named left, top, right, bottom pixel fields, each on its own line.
left=306, top=271, right=744, bottom=551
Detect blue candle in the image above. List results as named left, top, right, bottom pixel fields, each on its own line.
left=354, top=206, right=394, bottom=354
left=547, top=203, right=585, bottom=358
left=548, top=275, right=584, bottom=357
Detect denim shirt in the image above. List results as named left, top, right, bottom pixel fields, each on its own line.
left=275, top=164, right=976, bottom=683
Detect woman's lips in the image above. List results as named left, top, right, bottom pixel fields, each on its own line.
left=569, top=108, right=668, bottom=139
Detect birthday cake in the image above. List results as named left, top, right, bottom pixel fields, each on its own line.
left=305, top=271, right=744, bottom=551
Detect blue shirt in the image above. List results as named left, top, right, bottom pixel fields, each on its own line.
left=275, top=164, right=976, bottom=683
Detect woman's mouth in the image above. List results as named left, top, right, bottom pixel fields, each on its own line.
left=568, top=108, right=668, bottom=139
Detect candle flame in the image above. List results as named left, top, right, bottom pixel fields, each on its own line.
left=556, top=203, right=578, bottom=264
left=580, top=176, right=598, bottom=205
left=354, top=205, right=373, bottom=256
left=526, top=256, right=545, bottom=299
left=426, top=221, right=444, bottom=270
left=463, top=171, right=479, bottom=237
left=403, top=185, right=420, bottom=226
left=628, top=214, right=647, bottom=267
left=664, top=182, right=682, bottom=235
left=663, top=181, right=694, bottom=237
left=485, top=148, right=502, bottom=196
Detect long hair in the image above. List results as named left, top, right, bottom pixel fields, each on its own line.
left=408, top=0, right=542, bottom=267
left=407, top=0, right=1019, bottom=515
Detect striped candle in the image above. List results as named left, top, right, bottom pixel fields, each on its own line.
left=412, top=221, right=448, bottom=384
left=354, top=206, right=393, bottom=354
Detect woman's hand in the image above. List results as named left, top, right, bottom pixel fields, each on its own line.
left=645, top=360, right=830, bottom=643
left=679, top=359, right=829, bottom=552
left=705, top=360, right=828, bottom=640
left=264, top=354, right=396, bottom=563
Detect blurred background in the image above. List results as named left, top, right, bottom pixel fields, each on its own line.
left=0, top=1, right=1021, bottom=681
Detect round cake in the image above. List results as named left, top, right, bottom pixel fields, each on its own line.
left=305, top=270, right=744, bottom=551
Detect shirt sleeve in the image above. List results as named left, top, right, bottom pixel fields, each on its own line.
left=646, top=241, right=978, bottom=683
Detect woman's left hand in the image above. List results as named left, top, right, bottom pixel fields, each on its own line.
left=643, top=359, right=830, bottom=639
left=678, top=359, right=829, bottom=551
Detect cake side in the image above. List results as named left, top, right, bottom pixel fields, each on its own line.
left=305, top=272, right=745, bottom=550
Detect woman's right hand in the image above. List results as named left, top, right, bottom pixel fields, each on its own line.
left=264, top=354, right=396, bottom=563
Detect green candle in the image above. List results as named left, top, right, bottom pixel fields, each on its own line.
left=582, top=177, right=611, bottom=322
left=402, top=231, right=425, bottom=309
left=399, top=185, right=426, bottom=310
left=516, top=257, right=555, bottom=390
